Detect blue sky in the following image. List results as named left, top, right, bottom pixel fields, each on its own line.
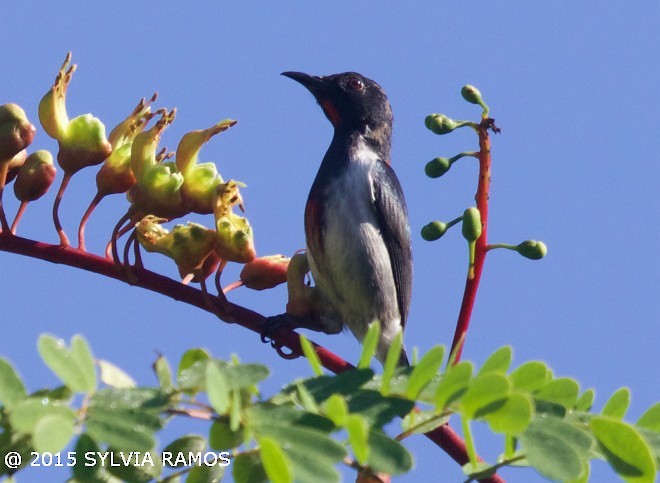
left=2, top=3, right=659, bottom=482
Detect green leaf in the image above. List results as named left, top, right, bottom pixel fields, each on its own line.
left=347, top=390, right=414, bottom=427
left=638, top=427, right=660, bottom=467
left=186, top=463, right=226, bottom=483
left=358, top=322, right=380, bottom=369
left=637, top=402, right=660, bottom=431
left=485, top=392, right=533, bottom=435
left=536, top=377, right=579, bottom=409
left=435, top=361, right=473, bottom=411
left=601, top=387, right=630, bottom=419
left=259, top=436, right=293, bottom=483
left=0, top=431, right=31, bottom=475
left=381, top=331, right=403, bottom=395
left=323, top=394, right=348, bottom=427
left=210, top=419, right=245, bottom=450
left=406, top=346, right=444, bottom=399
left=153, top=355, right=173, bottom=392
left=71, top=334, right=97, bottom=391
left=295, top=382, right=318, bottom=414
left=72, top=433, right=101, bottom=480
left=91, top=387, right=171, bottom=412
left=106, top=450, right=163, bottom=482
left=32, top=414, right=75, bottom=453
left=509, top=361, right=549, bottom=392
left=9, top=398, right=76, bottom=434
left=460, top=373, right=510, bottom=419
left=401, top=409, right=448, bottom=435
left=248, top=406, right=335, bottom=434
left=206, top=362, right=230, bottom=414
left=253, top=422, right=346, bottom=464
left=299, top=335, right=323, bottom=376
left=591, top=416, right=656, bottom=483
left=163, top=435, right=207, bottom=466
left=177, top=348, right=210, bottom=394
left=98, top=359, right=136, bottom=388
left=293, top=368, right=374, bottom=403
left=86, top=406, right=160, bottom=451
left=37, top=334, right=96, bottom=392
left=230, top=388, right=241, bottom=432
left=366, top=430, right=413, bottom=475
left=233, top=452, right=267, bottom=483
left=519, top=420, right=585, bottom=481
left=346, top=414, right=370, bottom=464
left=0, top=358, right=26, bottom=409
left=575, top=388, right=596, bottom=411
left=477, top=346, right=512, bottom=375
left=529, top=416, right=594, bottom=458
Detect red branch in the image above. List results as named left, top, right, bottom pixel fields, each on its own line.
left=450, top=119, right=494, bottom=363
left=0, top=232, right=503, bottom=482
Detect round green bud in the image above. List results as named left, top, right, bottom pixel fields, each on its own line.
left=516, top=240, right=547, bottom=260
left=424, top=114, right=438, bottom=130
left=421, top=221, right=447, bottom=241
left=461, top=207, right=482, bottom=242
left=425, top=157, right=451, bottom=178
left=461, top=85, right=483, bottom=105
left=425, top=114, right=457, bottom=135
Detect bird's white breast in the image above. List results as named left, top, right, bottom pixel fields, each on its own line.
left=307, top=138, right=400, bottom=342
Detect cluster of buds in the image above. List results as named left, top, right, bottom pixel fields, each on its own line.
left=0, top=103, right=54, bottom=232
left=126, top=111, right=238, bottom=221
left=134, top=177, right=258, bottom=282
left=422, top=85, right=547, bottom=266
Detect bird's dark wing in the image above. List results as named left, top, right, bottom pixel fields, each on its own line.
left=372, top=160, right=413, bottom=329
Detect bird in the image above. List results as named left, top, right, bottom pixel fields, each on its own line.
left=275, top=71, right=413, bottom=366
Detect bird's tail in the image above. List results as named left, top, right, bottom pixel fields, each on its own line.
left=398, top=346, right=410, bottom=367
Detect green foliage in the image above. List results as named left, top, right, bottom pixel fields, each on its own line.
left=0, top=337, right=658, bottom=482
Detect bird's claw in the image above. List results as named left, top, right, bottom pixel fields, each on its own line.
left=261, top=314, right=301, bottom=360
left=261, top=313, right=291, bottom=343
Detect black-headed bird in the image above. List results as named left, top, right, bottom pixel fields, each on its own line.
left=275, top=71, right=412, bottom=365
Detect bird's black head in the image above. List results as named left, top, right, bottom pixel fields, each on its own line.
left=282, top=71, right=393, bottom=138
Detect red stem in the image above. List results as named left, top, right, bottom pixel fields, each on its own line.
left=78, top=191, right=104, bottom=250
left=0, top=163, right=10, bottom=232
left=0, top=234, right=503, bottom=482
left=11, top=201, right=29, bottom=235
left=52, top=173, right=72, bottom=246
left=449, top=119, right=493, bottom=363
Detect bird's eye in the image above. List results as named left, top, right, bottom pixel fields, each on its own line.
left=347, top=77, right=364, bottom=91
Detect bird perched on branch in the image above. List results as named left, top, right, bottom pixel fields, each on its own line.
left=269, top=71, right=412, bottom=366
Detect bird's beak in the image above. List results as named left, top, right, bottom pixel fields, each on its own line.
left=281, top=71, right=329, bottom=97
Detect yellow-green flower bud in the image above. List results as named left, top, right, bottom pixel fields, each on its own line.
left=0, top=104, right=36, bottom=163
left=213, top=181, right=256, bottom=263
left=461, top=207, right=482, bottom=242
left=96, top=143, right=136, bottom=196
left=425, top=114, right=458, bottom=135
left=240, top=254, right=290, bottom=290
left=175, top=119, right=237, bottom=215
left=38, top=53, right=112, bottom=175
left=97, top=95, right=159, bottom=196
left=135, top=215, right=219, bottom=280
left=425, top=157, right=451, bottom=178
left=516, top=240, right=547, bottom=260
left=13, top=150, right=57, bottom=202
left=421, top=221, right=447, bottom=241
left=127, top=109, right=187, bottom=219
